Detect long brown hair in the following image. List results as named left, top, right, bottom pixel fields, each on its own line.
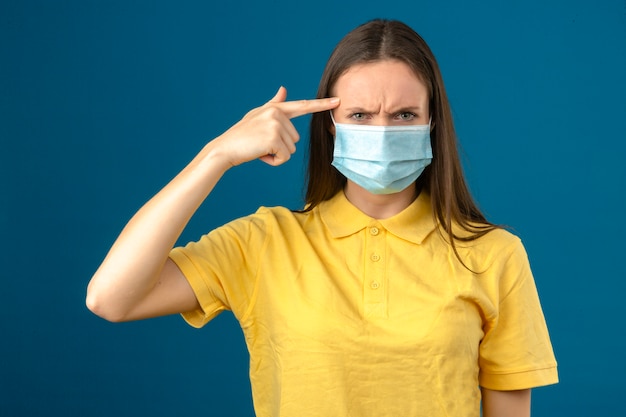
left=304, top=19, right=497, bottom=250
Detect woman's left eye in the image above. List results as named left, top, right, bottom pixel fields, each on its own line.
left=396, top=112, right=416, bottom=121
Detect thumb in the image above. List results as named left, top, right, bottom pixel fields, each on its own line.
left=269, top=86, right=287, bottom=103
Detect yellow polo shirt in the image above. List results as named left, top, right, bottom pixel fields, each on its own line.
left=169, top=191, right=558, bottom=417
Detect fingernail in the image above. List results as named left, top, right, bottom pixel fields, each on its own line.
left=329, top=97, right=340, bottom=104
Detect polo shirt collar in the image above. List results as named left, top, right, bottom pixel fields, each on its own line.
left=319, top=190, right=438, bottom=244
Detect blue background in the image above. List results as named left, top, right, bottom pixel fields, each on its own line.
left=2, top=0, right=625, bottom=415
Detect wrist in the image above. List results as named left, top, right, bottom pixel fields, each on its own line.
left=195, top=139, right=235, bottom=173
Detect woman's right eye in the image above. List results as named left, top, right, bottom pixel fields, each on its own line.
left=350, top=113, right=367, bottom=121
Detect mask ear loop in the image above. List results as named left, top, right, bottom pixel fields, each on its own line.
left=328, top=110, right=338, bottom=138
left=329, top=110, right=337, bottom=125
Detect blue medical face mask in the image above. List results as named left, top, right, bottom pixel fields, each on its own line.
left=331, top=113, right=433, bottom=195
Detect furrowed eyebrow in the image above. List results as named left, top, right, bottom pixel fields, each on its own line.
left=384, top=106, right=422, bottom=115
left=342, top=106, right=423, bottom=114
left=344, top=107, right=375, bottom=114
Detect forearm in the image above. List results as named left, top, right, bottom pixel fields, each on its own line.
left=86, top=89, right=340, bottom=322
left=86, top=142, right=230, bottom=321
left=481, top=388, right=531, bottom=417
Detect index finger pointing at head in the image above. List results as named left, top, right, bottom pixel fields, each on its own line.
left=278, top=97, right=341, bottom=119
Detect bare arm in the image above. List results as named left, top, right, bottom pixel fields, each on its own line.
left=481, top=388, right=531, bottom=417
left=86, top=87, right=340, bottom=322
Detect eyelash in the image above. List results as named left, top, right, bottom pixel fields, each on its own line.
left=397, top=112, right=417, bottom=121
left=349, top=112, right=417, bottom=121
left=349, top=113, right=368, bottom=121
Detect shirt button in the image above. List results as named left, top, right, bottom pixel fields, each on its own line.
left=370, top=254, right=381, bottom=262
left=370, top=227, right=379, bottom=236
left=370, top=281, right=380, bottom=289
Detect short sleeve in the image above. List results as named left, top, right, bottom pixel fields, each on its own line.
left=168, top=212, right=269, bottom=328
left=478, top=240, right=559, bottom=390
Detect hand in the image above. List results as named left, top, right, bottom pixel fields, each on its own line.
left=211, top=86, right=340, bottom=167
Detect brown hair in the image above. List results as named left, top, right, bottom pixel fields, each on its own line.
left=304, top=19, right=497, bottom=251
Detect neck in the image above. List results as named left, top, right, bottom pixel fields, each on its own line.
left=343, top=181, right=418, bottom=219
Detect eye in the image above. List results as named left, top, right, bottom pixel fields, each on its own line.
left=395, top=112, right=416, bottom=121
left=349, top=113, right=369, bottom=121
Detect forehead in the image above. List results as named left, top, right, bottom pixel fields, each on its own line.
left=332, top=60, right=429, bottom=106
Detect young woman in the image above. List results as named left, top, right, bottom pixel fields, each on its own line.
left=87, top=19, right=558, bottom=417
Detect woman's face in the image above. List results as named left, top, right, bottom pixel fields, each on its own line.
left=331, top=60, right=430, bottom=126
